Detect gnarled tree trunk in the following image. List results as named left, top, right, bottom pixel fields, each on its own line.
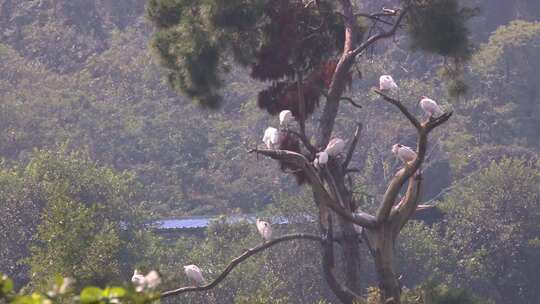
left=366, top=226, right=401, bottom=303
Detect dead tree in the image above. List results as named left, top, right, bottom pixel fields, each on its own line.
left=160, top=2, right=452, bottom=304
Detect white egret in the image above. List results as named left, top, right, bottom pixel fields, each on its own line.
left=256, top=218, right=272, bottom=241
left=131, top=270, right=145, bottom=286
left=184, top=265, right=205, bottom=286
left=131, top=270, right=161, bottom=291
left=392, top=144, right=417, bottom=163
left=144, top=271, right=161, bottom=289
left=324, top=138, right=346, bottom=157
left=379, top=75, right=398, bottom=91
left=279, top=110, right=294, bottom=128
left=262, top=127, right=280, bottom=149
left=419, top=96, right=444, bottom=119
left=314, top=151, right=329, bottom=169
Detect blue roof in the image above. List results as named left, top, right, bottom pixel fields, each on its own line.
left=155, top=218, right=211, bottom=229
left=152, top=214, right=313, bottom=230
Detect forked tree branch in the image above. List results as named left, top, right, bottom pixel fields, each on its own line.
left=328, top=200, right=378, bottom=228
left=161, top=233, right=325, bottom=298
left=390, top=173, right=422, bottom=233
left=250, top=148, right=378, bottom=228
left=350, top=7, right=409, bottom=57
left=343, top=122, right=362, bottom=170
left=377, top=167, right=408, bottom=222
left=373, top=89, right=452, bottom=223
left=374, top=90, right=421, bottom=130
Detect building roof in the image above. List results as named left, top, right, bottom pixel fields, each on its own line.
left=152, top=214, right=313, bottom=230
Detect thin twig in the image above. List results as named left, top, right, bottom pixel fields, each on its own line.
left=340, top=97, right=363, bottom=108
left=161, top=234, right=325, bottom=298
left=350, top=7, right=409, bottom=57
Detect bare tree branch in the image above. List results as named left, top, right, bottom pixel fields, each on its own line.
left=249, top=145, right=378, bottom=230
left=286, top=130, right=317, bottom=156
left=374, top=89, right=421, bottom=130
left=326, top=198, right=378, bottom=228
left=415, top=204, right=434, bottom=212
left=248, top=148, right=310, bottom=167
left=161, top=234, right=325, bottom=298
left=377, top=168, right=408, bottom=222
left=425, top=112, right=453, bottom=132
left=335, top=8, right=401, bottom=28
left=343, top=123, right=362, bottom=170
left=340, top=97, right=363, bottom=109
left=374, top=89, right=452, bottom=224
left=350, top=7, right=408, bottom=57
left=391, top=173, right=423, bottom=232
left=354, top=13, right=394, bottom=26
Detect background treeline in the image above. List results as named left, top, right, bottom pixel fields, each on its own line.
left=0, top=0, right=538, bottom=303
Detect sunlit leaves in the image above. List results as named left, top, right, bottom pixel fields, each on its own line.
left=0, top=273, right=159, bottom=304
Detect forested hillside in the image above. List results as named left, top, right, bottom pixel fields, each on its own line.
left=0, top=0, right=538, bottom=215
left=0, top=0, right=539, bottom=303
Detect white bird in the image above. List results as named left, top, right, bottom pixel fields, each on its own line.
left=392, top=144, right=417, bottom=163
left=279, top=110, right=294, bottom=128
left=353, top=222, right=363, bottom=235
left=379, top=75, right=398, bottom=91
left=262, top=127, right=280, bottom=149
left=144, top=271, right=161, bottom=289
left=131, top=270, right=145, bottom=286
left=419, top=96, right=444, bottom=119
left=314, top=151, right=329, bottom=169
left=184, top=265, right=205, bottom=286
left=131, top=270, right=161, bottom=291
left=324, top=138, right=346, bottom=157
left=256, top=218, right=272, bottom=241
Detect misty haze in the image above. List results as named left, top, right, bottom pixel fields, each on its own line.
left=0, top=1, right=538, bottom=304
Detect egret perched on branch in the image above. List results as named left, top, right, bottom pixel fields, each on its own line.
left=131, top=270, right=161, bottom=291
left=324, top=138, right=346, bottom=157
left=144, top=271, right=161, bottom=289
left=256, top=218, right=272, bottom=242
left=184, top=265, right=205, bottom=286
left=279, top=110, right=294, bottom=128
left=263, top=127, right=280, bottom=149
left=131, top=270, right=144, bottom=286
left=314, top=151, right=329, bottom=169
left=419, top=96, right=444, bottom=119
left=379, top=75, right=398, bottom=91
left=392, top=144, right=417, bottom=163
